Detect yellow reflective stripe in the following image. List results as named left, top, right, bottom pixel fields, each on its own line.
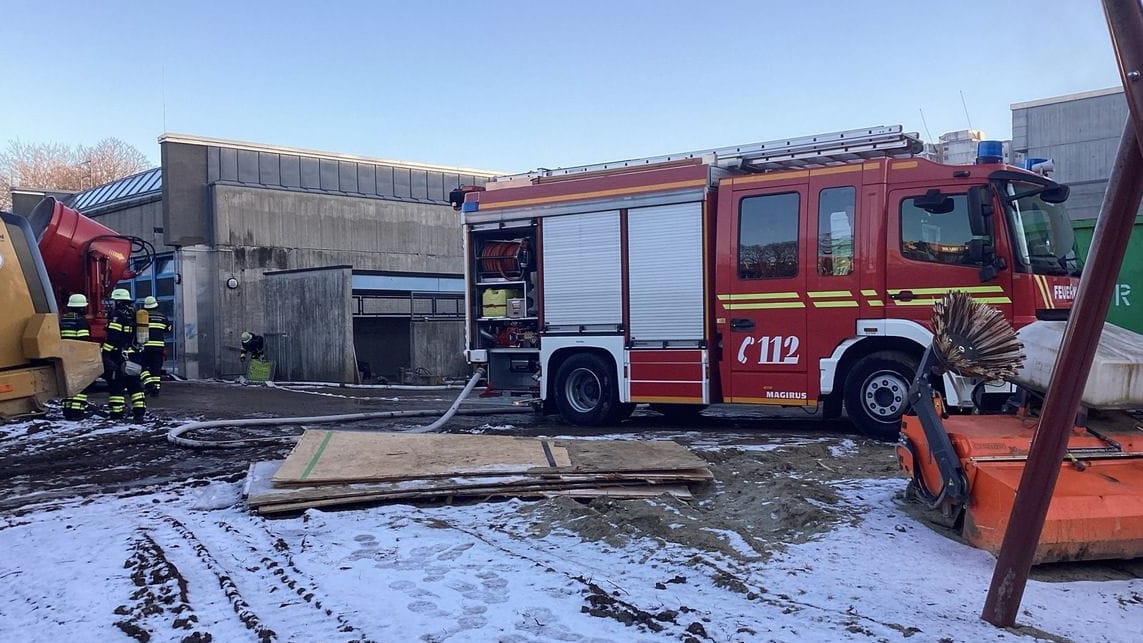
left=867, top=299, right=884, bottom=306
left=1033, top=275, right=1054, bottom=309
left=101, top=343, right=117, bottom=351
left=144, top=341, right=164, bottom=347
left=807, top=290, right=853, bottom=298
left=108, top=322, right=125, bottom=331
left=975, top=297, right=1013, bottom=304
left=860, top=289, right=878, bottom=296
left=61, top=330, right=78, bottom=338
left=723, top=302, right=806, bottom=310
left=718, top=292, right=800, bottom=301
left=812, top=301, right=859, bottom=308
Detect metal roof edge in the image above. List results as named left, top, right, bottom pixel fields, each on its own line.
left=1011, top=86, right=1124, bottom=110
left=158, top=132, right=503, bottom=178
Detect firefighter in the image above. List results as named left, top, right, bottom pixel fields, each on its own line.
left=102, top=288, right=147, bottom=422
left=240, top=331, right=265, bottom=361
left=59, top=293, right=93, bottom=420
left=139, top=296, right=171, bottom=396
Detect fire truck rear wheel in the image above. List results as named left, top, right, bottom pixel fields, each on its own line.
left=844, top=351, right=917, bottom=441
left=554, top=353, right=622, bottom=427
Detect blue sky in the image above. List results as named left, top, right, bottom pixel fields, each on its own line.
left=0, top=0, right=1124, bottom=174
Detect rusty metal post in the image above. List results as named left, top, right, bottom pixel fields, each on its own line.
left=981, top=0, right=1143, bottom=627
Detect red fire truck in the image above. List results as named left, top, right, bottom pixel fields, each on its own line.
left=454, top=125, right=1079, bottom=438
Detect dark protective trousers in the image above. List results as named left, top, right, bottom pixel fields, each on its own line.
left=103, top=353, right=146, bottom=420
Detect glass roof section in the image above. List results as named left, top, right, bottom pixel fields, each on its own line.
left=69, top=167, right=162, bottom=212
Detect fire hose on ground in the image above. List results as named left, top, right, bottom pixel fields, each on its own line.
left=166, top=368, right=531, bottom=449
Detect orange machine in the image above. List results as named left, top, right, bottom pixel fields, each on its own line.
left=895, top=293, right=1143, bottom=564
left=899, top=409, right=1143, bottom=564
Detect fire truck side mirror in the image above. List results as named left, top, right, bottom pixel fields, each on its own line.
left=915, top=189, right=954, bottom=214
left=1040, top=184, right=1070, bottom=204
left=448, top=188, right=465, bottom=211
left=966, top=185, right=994, bottom=237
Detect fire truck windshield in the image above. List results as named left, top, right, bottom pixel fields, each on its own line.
left=1001, top=180, right=1081, bottom=276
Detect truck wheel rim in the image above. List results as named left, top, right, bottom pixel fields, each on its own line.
left=862, top=369, right=907, bottom=419
left=564, top=367, right=601, bottom=414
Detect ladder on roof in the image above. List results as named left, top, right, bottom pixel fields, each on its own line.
left=497, top=125, right=925, bottom=182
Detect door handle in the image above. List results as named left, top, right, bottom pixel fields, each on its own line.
left=730, top=318, right=755, bottom=331
left=890, top=290, right=915, bottom=302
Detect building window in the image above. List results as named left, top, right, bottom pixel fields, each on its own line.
left=738, top=193, right=800, bottom=280
left=899, top=193, right=984, bottom=265
left=119, top=252, right=178, bottom=361
left=817, top=186, right=856, bottom=276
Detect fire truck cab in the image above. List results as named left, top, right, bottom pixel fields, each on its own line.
left=458, top=126, right=1079, bottom=438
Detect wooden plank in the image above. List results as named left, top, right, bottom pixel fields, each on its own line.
left=272, top=432, right=572, bottom=485
left=247, top=460, right=705, bottom=508
left=256, top=484, right=693, bottom=515
left=271, top=431, right=709, bottom=485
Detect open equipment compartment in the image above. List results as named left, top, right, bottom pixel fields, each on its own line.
left=469, top=221, right=540, bottom=392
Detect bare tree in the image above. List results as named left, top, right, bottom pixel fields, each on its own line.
left=1, top=138, right=151, bottom=211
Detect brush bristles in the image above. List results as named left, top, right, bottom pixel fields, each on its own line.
left=931, top=291, right=1025, bottom=380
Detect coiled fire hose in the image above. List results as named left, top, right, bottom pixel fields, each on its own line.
left=166, top=368, right=530, bottom=449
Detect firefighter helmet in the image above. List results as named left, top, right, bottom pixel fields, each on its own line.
left=110, top=288, right=132, bottom=302
left=143, top=296, right=159, bottom=309
left=241, top=331, right=253, bottom=343
left=67, top=293, right=88, bottom=308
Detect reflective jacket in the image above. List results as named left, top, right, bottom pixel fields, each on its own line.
left=102, top=305, right=136, bottom=353
left=60, top=311, right=91, bottom=340
left=144, top=310, right=172, bottom=350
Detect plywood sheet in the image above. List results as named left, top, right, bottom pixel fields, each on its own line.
left=273, top=432, right=709, bottom=485
left=555, top=438, right=709, bottom=472
left=273, top=432, right=573, bottom=485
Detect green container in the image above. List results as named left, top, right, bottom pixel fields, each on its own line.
left=1072, top=218, right=1143, bottom=334
left=246, top=358, right=274, bottom=382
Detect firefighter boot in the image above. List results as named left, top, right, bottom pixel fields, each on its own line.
left=131, top=392, right=147, bottom=423
left=107, top=394, right=126, bottom=420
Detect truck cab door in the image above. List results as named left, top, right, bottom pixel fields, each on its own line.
left=718, top=182, right=810, bottom=404
left=885, top=185, right=1014, bottom=327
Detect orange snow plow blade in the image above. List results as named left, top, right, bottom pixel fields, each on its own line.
left=899, top=413, right=1143, bottom=564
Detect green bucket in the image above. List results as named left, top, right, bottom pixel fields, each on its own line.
left=246, top=358, right=274, bottom=382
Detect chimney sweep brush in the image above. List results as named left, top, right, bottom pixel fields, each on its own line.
left=930, top=291, right=1025, bottom=381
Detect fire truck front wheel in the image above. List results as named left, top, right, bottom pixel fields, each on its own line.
left=843, top=351, right=917, bottom=441
left=554, top=353, right=622, bottom=426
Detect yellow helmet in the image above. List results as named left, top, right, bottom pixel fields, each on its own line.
left=143, top=296, right=159, bottom=309
left=67, top=293, right=88, bottom=308
left=110, top=288, right=132, bottom=302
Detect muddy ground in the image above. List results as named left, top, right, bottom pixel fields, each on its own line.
left=2, top=379, right=1140, bottom=587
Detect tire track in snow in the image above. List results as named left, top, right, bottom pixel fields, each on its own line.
left=145, top=510, right=372, bottom=642
left=115, top=529, right=211, bottom=641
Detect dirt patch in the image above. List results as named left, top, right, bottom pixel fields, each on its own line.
left=521, top=443, right=889, bottom=563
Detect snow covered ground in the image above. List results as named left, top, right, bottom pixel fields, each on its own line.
left=2, top=453, right=1139, bottom=641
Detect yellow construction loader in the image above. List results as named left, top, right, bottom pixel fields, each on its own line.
left=0, top=210, right=102, bottom=420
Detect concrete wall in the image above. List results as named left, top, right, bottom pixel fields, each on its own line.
left=87, top=198, right=165, bottom=251
left=210, top=184, right=463, bottom=272
left=162, top=142, right=210, bottom=247
left=1012, top=89, right=1138, bottom=220
left=264, top=266, right=356, bottom=382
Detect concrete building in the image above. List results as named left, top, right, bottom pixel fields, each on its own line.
left=55, top=135, right=499, bottom=382
left=935, top=129, right=1012, bottom=166
left=1011, top=87, right=1135, bottom=220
